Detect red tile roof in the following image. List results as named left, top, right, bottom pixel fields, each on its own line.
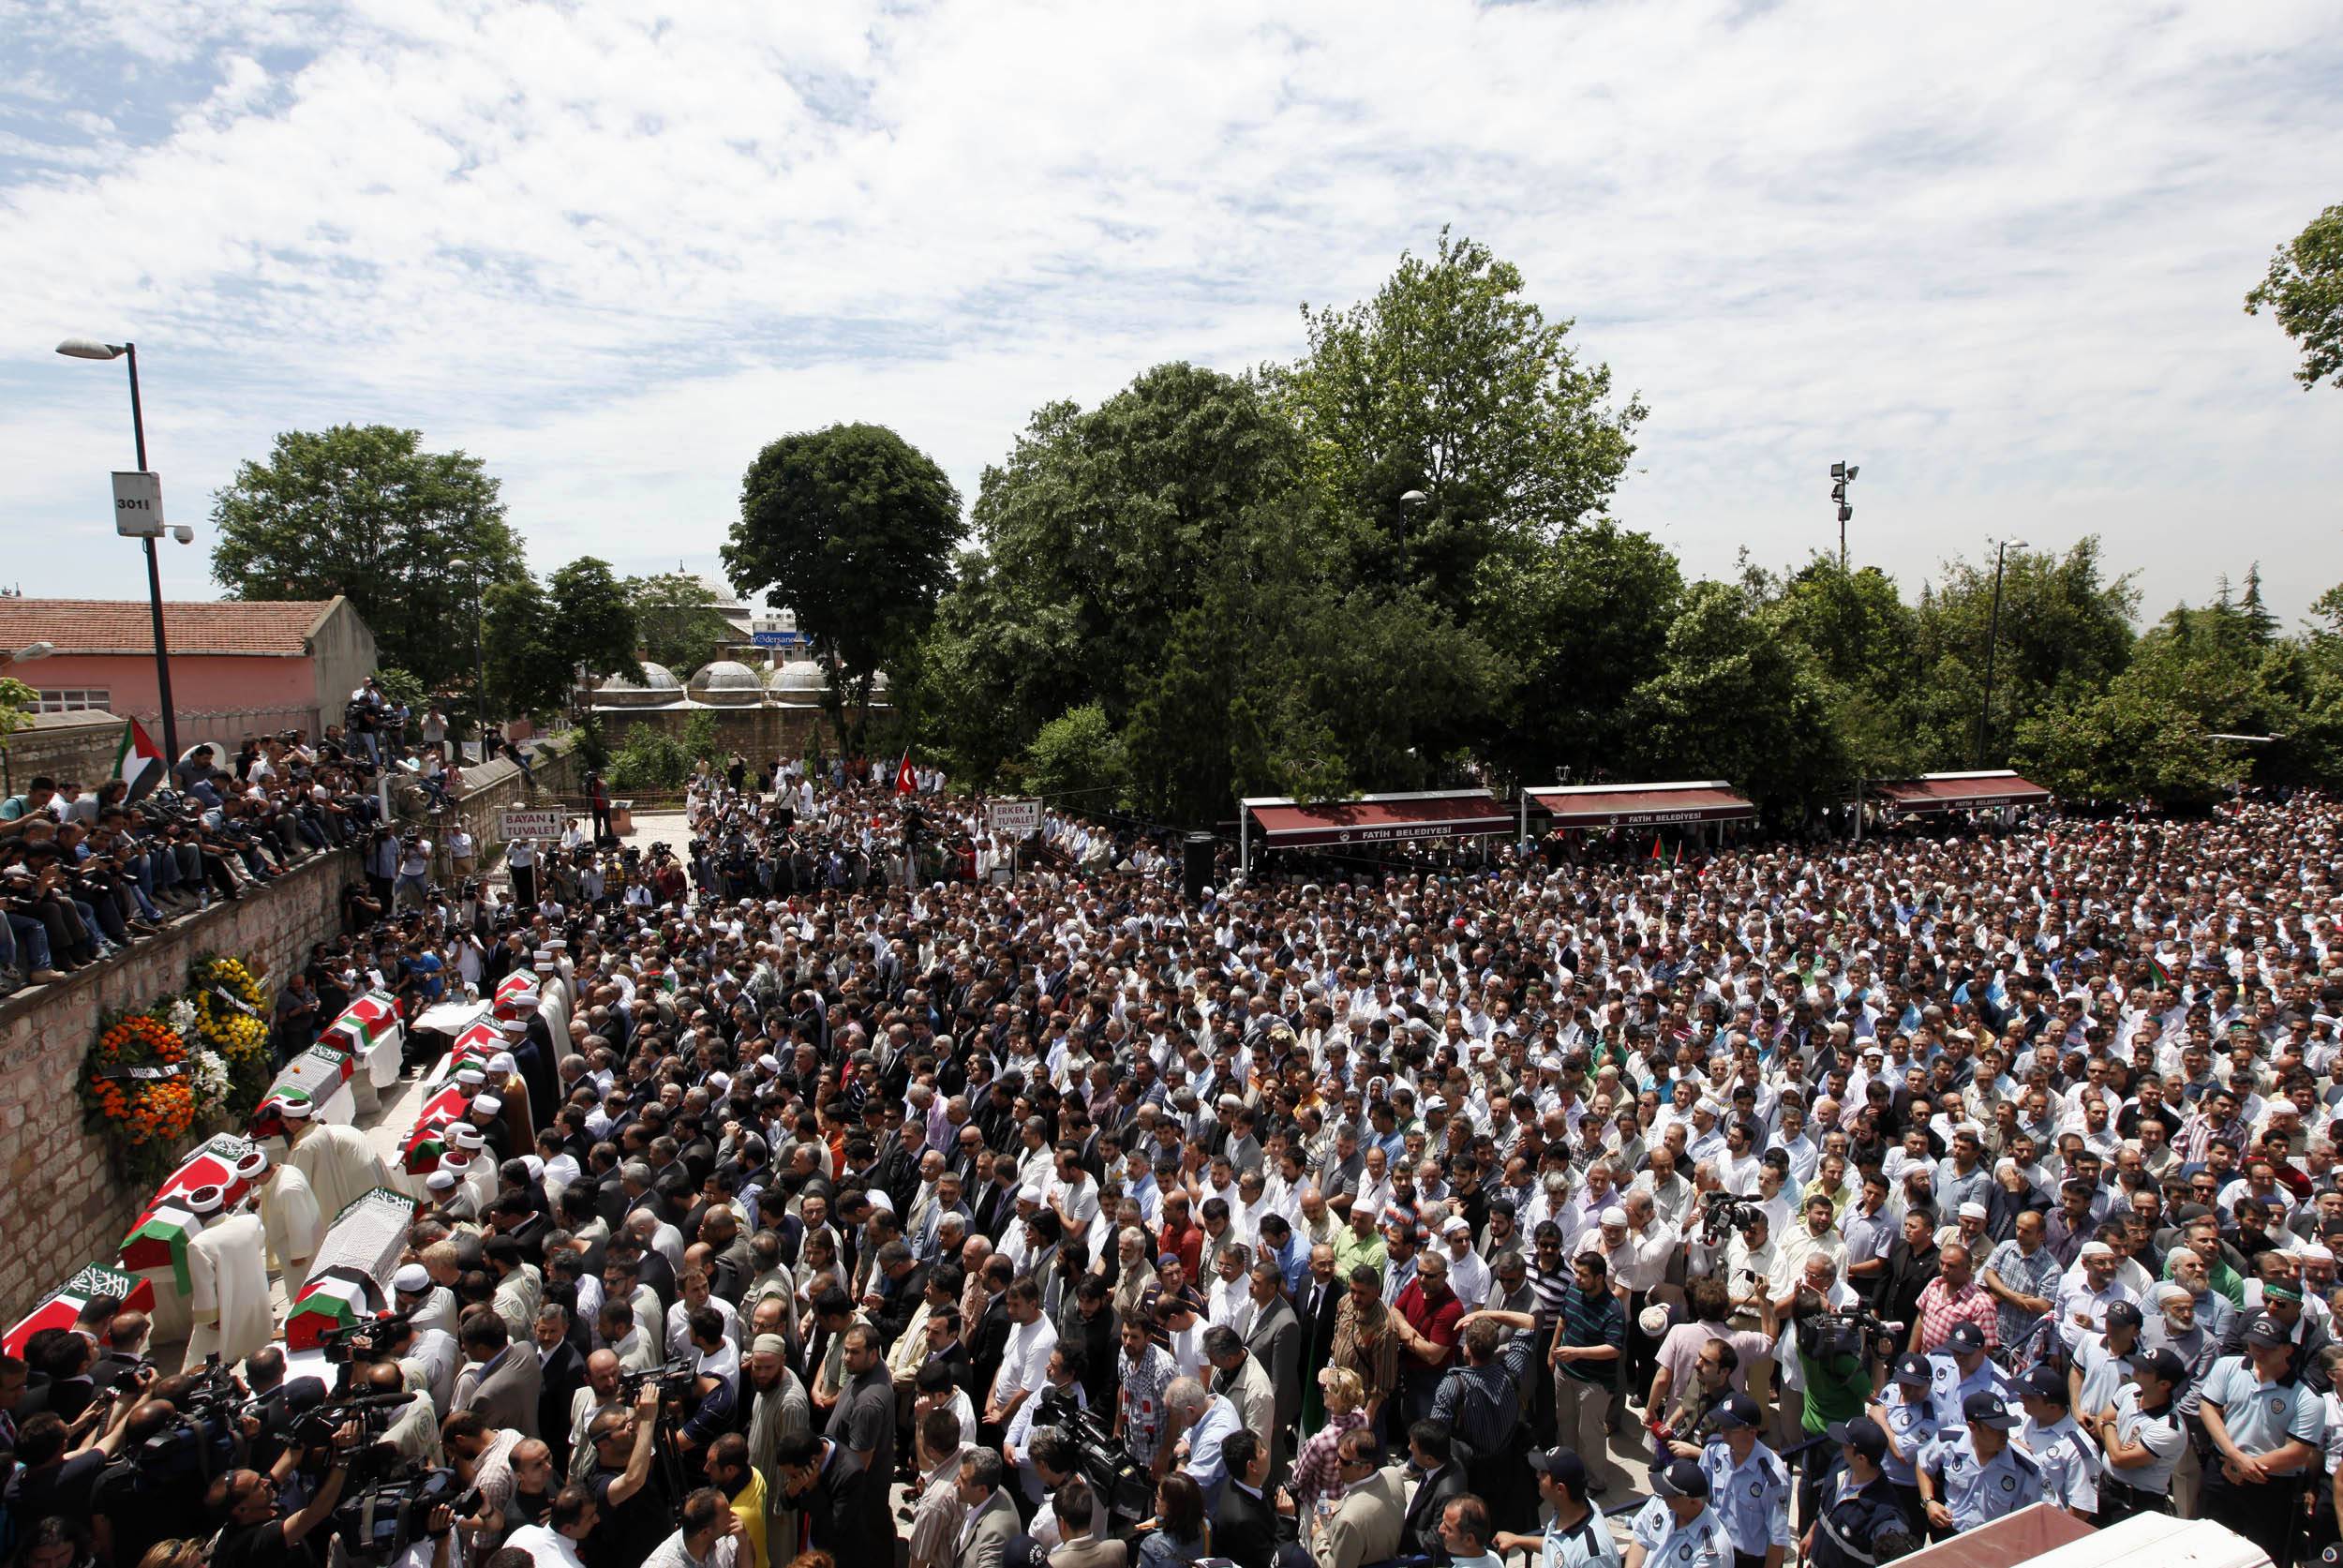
left=0, top=598, right=337, bottom=657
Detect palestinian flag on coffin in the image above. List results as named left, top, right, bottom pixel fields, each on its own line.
left=329, top=992, right=403, bottom=1052
left=249, top=1044, right=358, bottom=1139
left=400, top=1082, right=474, bottom=1173
left=493, top=973, right=539, bottom=1016
left=120, top=1134, right=261, bottom=1292
left=4, top=1263, right=156, bottom=1357
left=285, top=1187, right=417, bottom=1349
left=113, top=718, right=167, bottom=802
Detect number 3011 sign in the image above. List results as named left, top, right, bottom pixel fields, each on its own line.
left=112, top=470, right=165, bottom=538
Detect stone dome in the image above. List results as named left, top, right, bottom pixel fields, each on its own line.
left=769, top=658, right=828, bottom=697
left=600, top=661, right=680, bottom=694
left=688, top=660, right=764, bottom=705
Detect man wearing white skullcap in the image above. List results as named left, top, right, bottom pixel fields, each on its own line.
left=181, top=1185, right=274, bottom=1373
left=239, top=1145, right=322, bottom=1294
left=285, top=1098, right=393, bottom=1232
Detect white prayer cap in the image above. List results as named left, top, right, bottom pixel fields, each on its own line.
left=500, top=1020, right=529, bottom=1037
left=394, top=1263, right=431, bottom=1293
left=752, top=1333, right=787, bottom=1356
left=508, top=993, right=541, bottom=1011
left=234, top=1147, right=270, bottom=1179
left=455, top=1066, right=487, bottom=1085
left=532, top=948, right=555, bottom=962
left=1442, top=1215, right=1472, bottom=1236
left=1600, top=1205, right=1629, bottom=1228
left=522, top=1156, right=545, bottom=1180
left=2306, top=1244, right=2336, bottom=1263
left=278, top=1098, right=314, bottom=1120
left=183, top=1184, right=225, bottom=1217
left=425, top=1170, right=458, bottom=1192
left=756, top=1053, right=780, bottom=1072
left=2079, top=1240, right=2116, bottom=1259
left=1958, top=1201, right=1988, bottom=1220
left=547, top=937, right=567, bottom=950
left=448, top=1124, right=485, bottom=1149
left=474, top=1095, right=503, bottom=1115
left=488, top=1052, right=517, bottom=1073
left=2153, top=1282, right=2192, bottom=1307
left=1018, top=1186, right=1046, bottom=1205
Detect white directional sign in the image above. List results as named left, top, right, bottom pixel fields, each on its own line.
left=499, top=808, right=566, bottom=841
left=112, top=470, right=165, bottom=538
left=987, top=798, right=1043, bottom=838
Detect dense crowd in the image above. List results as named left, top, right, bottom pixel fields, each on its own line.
left=9, top=771, right=2343, bottom=1568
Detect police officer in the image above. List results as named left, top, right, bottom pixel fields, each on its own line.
left=2015, top=1366, right=2099, bottom=1520
left=1927, top=1322, right=2014, bottom=1430
left=2089, top=1346, right=2188, bottom=1521
left=1805, top=1418, right=1915, bottom=1568
left=1625, top=1458, right=1736, bottom=1568
left=2199, top=1314, right=2325, bottom=1568
left=1500, top=1448, right=1622, bottom=1568
left=1867, top=1353, right=1940, bottom=1533
left=1918, top=1391, right=2045, bottom=1535
left=1696, top=1395, right=1791, bottom=1568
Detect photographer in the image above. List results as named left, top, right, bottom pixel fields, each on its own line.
left=581, top=1381, right=666, bottom=1568
left=202, top=1415, right=366, bottom=1568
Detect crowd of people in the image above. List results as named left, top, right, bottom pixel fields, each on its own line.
left=7, top=766, right=2343, bottom=1568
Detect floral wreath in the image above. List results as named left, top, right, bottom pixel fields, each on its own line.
left=191, top=953, right=272, bottom=1115
left=82, top=1009, right=198, bottom=1185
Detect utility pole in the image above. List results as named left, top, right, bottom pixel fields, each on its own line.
left=1830, top=461, right=1859, bottom=569
left=1975, top=537, right=2029, bottom=766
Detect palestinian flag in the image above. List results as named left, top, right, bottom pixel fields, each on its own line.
left=113, top=718, right=167, bottom=801
left=120, top=1203, right=203, bottom=1294
left=895, top=751, right=917, bottom=797
left=285, top=1268, right=382, bottom=1350
left=1649, top=836, right=1664, bottom=860
left=400, top=1082, right=472, bottom=1173
left=1672, top=840, right=1685, bottom=868
left=2148, top=956, right=2177, bottom=991
left=4, top=1264, right=156, bottom=1357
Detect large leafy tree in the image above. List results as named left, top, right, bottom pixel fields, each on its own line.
left=482, top=557, right=639, bottom=719
left=2246, top=202, right=2343, bottom=391
left=624, top=571, right=735, bottom=679
left=725, top=423, right=961, bottom=749
left=1273, top=228, right=1646, bottom=611
left=210, top=425, right=528, bottom=688
left=547, top=558, right=641, bottom=686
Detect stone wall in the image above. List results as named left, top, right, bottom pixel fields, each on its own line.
left=440, top=734, right=583, bottom=873
left=0, top=709, right=126, bottom=798
left=0, top=848, right=357, bottom=1310
left=592, top=703, right=849, bottom=762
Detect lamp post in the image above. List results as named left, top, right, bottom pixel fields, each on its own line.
left=1397, top=489, right=1427, bottom=586
left=56, top=337, right=181, bottom=765
left=1975, top=537, right=2028, bottom=767
left=1829, top=461, right=1859, bottom=569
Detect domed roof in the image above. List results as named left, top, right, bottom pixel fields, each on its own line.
left=690, top=659, right=762, bottom=693
left=599, top=661, right=680, bottom=694
left=769, top=658, right=828, bottom=695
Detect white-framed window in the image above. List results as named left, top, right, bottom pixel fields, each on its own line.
left=35, top=689, right=111, bottom=713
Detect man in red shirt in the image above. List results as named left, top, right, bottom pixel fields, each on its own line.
left=1911, top=1241, right=2000, bottom=1355
left=1391, top=1242, right=1463, bottom=1424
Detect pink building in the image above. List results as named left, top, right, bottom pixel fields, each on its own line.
left=0, top=596, right=379, bottom=759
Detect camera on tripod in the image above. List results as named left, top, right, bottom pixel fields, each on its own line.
left=1698, top=1189, right=1766, bottom=1246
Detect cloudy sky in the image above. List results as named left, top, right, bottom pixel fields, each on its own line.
left=5, top=0, right=2340, bottom=627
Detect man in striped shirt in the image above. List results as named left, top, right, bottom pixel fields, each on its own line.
left=1475, top=1250, right=1629, bottom=1496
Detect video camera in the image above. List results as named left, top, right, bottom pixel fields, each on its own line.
left=335, top=1466, right=474, bottom=1562
left=1034, top=1387, right=1151, bottom=1528
left=1697, top=1189, right=1767, bottom=1246
left=134, top=1355, right=240, bottom=1481
left=320, top=1312, right=412, bottom=1365
left=618, top=1356, right=700, bottom=1400
left=1801, top=1305, right=1904, bottom=1362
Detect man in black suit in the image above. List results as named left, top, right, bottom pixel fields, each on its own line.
left=970, top=1162, right=1023, bottom=1246
left=532, top=1305, right=589, bottom=1473
left=1295, top=1245, right=1343, bottom=1428
left=772, top=1427, right=879, bottom=1562
left=965, top=1255, right=1015, bottom=1403
left=1398, top=1422, right=1469, bottom=1559
left=1241, top=1262, right=1303, bottom=1470
left=1213, top=1428, right=1291, bottom=1568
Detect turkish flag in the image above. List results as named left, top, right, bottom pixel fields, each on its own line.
left=894, top=752, right=916, bottom=796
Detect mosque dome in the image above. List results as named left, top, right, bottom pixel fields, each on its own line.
left=600, top=661, right=680, bottom=694
left=769, top=658, right=828, bottom=697
left=689, top=660, right=764, bottom=705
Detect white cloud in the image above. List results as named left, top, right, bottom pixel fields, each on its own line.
left=2, top=0, right=2339, bottom=620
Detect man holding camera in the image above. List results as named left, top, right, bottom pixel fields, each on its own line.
left=202, top=1414, right=366, bottom=1568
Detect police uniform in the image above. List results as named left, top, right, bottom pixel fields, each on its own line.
left=1540, top=1507, right=1624, bottom=1568
left=2198, top=1352, right=2326, bottom=1567
left=2097, top=1383, right=2185, bottom=1520
left=1630, top=1498, right=1737, bottom=1568
left=1698, top=1440, right=1792, bottom=1568
left=2018, top=1412, right=2100, bottom=1517
left=1875, top=1383, right=1940, bottom=1527
left=1922, top=1430, right=2046, bottom=1531
left=1927, top=1351, right=2015, bottom=1431
left=1809, top=1470, right=1911, bottom=1568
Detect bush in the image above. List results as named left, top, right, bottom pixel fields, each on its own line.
left=1025, top=703, right=1126, bottom=804
left=681, top=709, right=719, bottom=768
left=606, top=724, right=692, bottom=791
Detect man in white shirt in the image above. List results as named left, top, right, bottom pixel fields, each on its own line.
left=502, top=1481, right=597, bottom=1567
left=983, top=1277, right=1058, bottom=1441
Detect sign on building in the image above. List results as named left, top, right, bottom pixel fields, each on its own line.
left=986, top=798, right=1043, bottom=839
left=499, top=808, right=566, bottom=841
left=752, top=630, right=809, bottom=649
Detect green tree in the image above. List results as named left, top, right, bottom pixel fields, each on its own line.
left=2013, top=687, right=2244, bottom=806
left=1273, top=228, right=1646, bottom=610
left=1023, top=703, right=1127, bottom=803
left=1470, top=521, right=1682, bottom=783
left=481, top=575, right=570, bottom=720
left=625, top=571, right=736, bottom=679
left=210, top=425, right=527, bottom=688
left=726, top=424, right=962, bottom=751
left=548, top=559, right=642, bottom=687
left=2245, top=202, right=2343, bottom=391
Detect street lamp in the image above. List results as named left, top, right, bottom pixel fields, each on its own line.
left=1975, top=537, right=2029, bottom=767
left=1829, top=461, right=1859, bottom=569
left=1397, top=489, right=1427, bottom=585
left=55, top=336, right=181, bottom=764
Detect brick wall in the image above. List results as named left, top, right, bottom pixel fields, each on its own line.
left=0, top=848, right=357, bottom=1311
left=439, top=735, right=582, bottom=874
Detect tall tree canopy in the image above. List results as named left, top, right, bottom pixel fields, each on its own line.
left=2246, top=202, right=2343, bottom=391
left=209, top=425, right=527, bottom=688
left=725, top=423, right=961, bottom=748
left=1273, top=227, right=1646, bottom=612
left=624, top=571, right=736, bottom=679
left=482, top=557, right=639, bottom=720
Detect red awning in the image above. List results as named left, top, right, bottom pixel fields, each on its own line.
left=1244, top=790, right=1511, bottom=847
left=1870, top=770, right=2052, bottom=814
left=1529, top=780, right=1756, bottom=829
